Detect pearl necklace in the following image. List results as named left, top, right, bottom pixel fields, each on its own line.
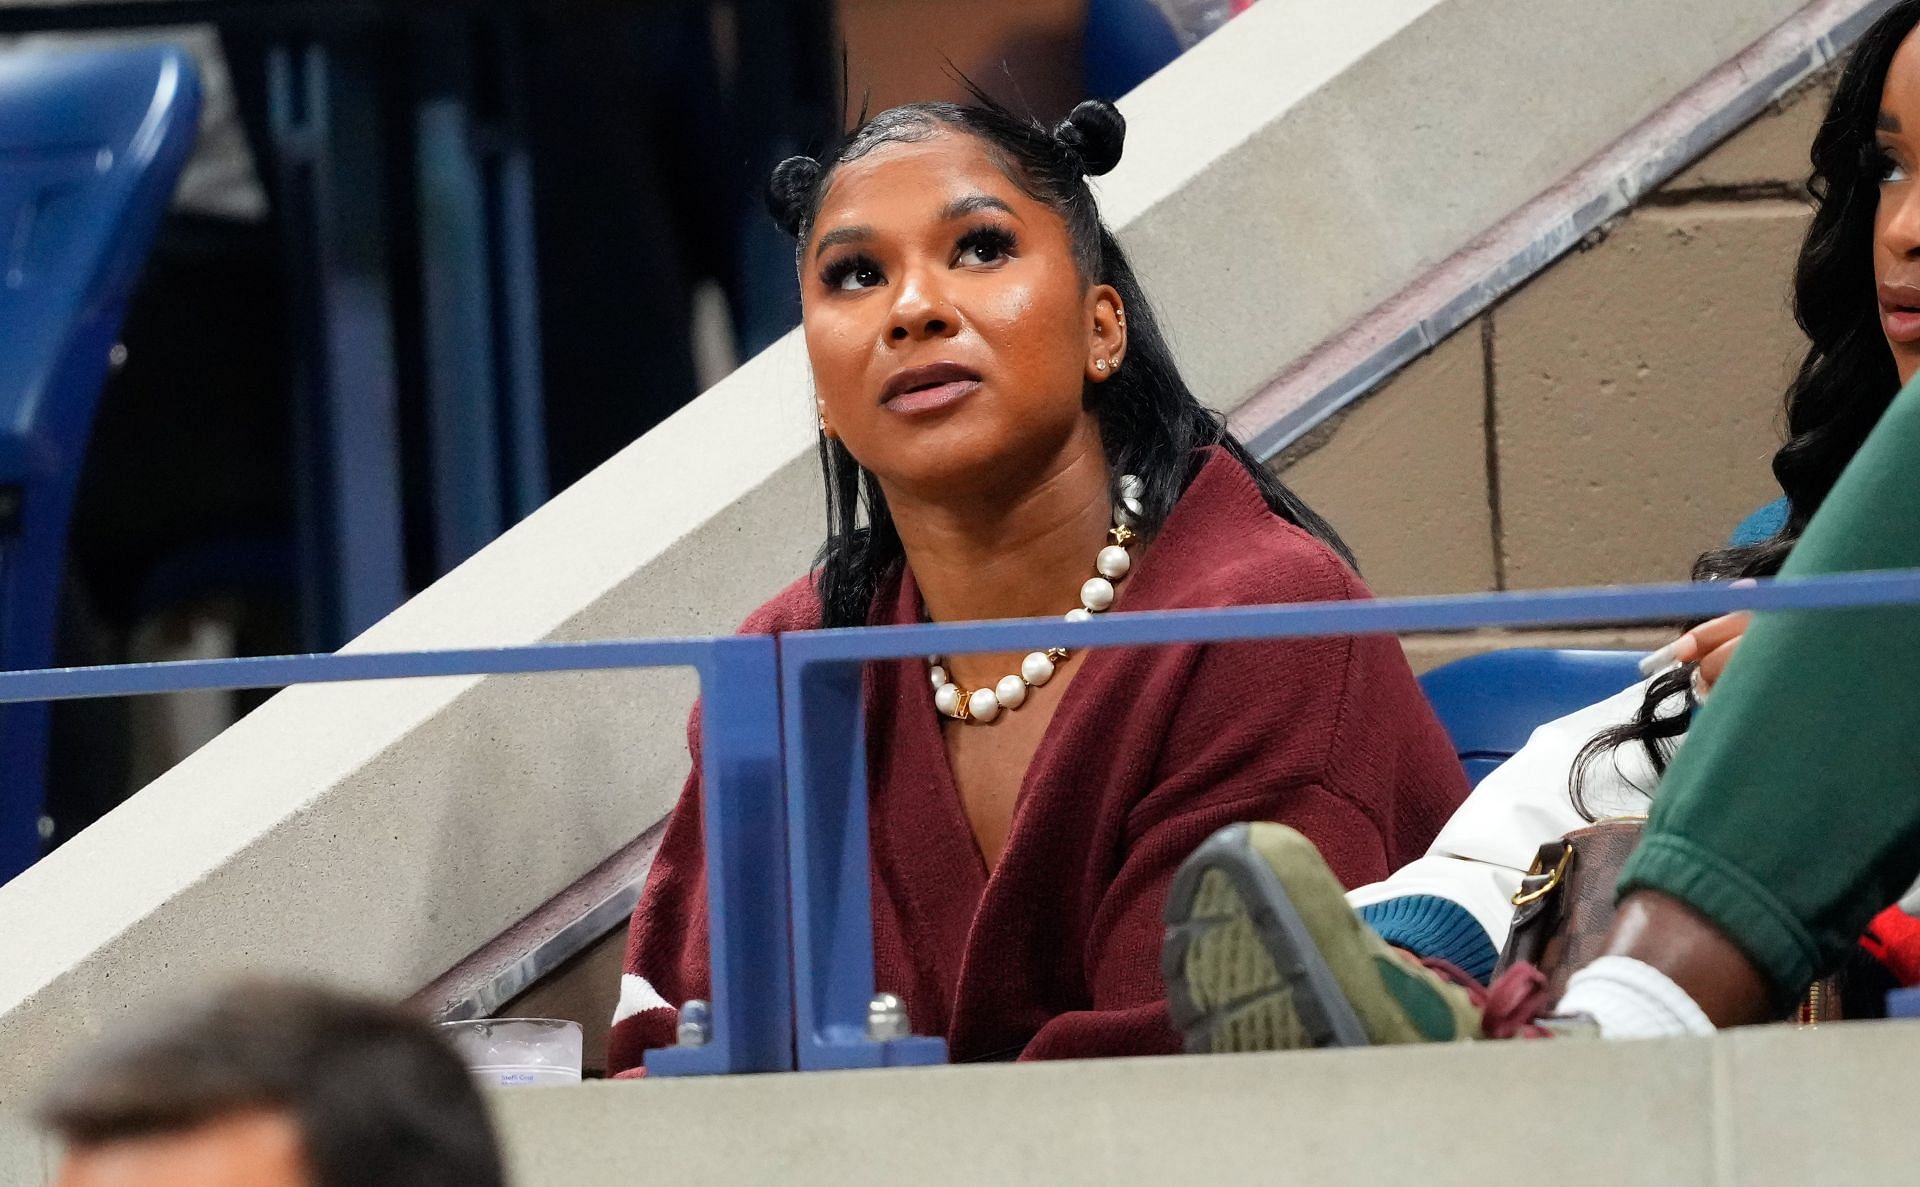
left=929, top=474, right=1142, bottom=725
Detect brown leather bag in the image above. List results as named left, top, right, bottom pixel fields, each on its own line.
left=1496, top=819, right=1645, bottom=1002
left=1493, top=818, right=1841, bottom=1022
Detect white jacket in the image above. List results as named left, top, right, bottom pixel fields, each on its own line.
left=1346, top=679, right=1669, bottom=951
left=1350, top=676, right=1920, bottom=953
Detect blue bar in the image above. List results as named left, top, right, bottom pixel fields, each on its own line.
left=8, top=567, right=1920, bottom=1074
left=0, top=637, right=719, bottom=704
left=779, top=568, right=1920, bottom=663
left=647, top=635, right=795, bottom=1076
left=781, top=654, right=946, bottom=1071
left=771, top=565, right=1920, bottom=1074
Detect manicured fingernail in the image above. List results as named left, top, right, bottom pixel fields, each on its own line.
left=1639, top=640, right=1682, bottom=677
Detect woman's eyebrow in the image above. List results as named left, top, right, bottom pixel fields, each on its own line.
left=940, top=193, right=1018, bottom=222
left=813, top=225, right=872, bottom=258
left=1880, top=111, right=1902, bottom=133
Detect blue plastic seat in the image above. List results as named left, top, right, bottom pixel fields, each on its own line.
left=1418, top=649, right=1647, bottom=788
left=0, top=45, right=202, bottom=881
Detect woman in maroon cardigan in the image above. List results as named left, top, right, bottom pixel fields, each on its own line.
left=607, top=95, right=1469, bottom=1072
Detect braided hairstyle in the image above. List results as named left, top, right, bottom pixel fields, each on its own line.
left=1571, top=1, right=1920, bottom=815
left=769, top=93, right=1353, bottom=628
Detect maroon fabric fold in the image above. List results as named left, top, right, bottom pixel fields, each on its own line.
left=608, top=448, right=1468, bottom=1072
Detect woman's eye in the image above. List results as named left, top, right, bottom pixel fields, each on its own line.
left=823, top=258, right=884, bottom=291
left=1871, top=146, right=1910, bottom=184
left=959, top=241, right=1003, bottom=266
left=956, top=229, right=1016, bottom=267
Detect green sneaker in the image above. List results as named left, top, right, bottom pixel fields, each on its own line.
left=1162, top=822, right=1548, bottom=1053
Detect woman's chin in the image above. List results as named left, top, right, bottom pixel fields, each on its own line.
left=855, top=432, right=1039, bottom=502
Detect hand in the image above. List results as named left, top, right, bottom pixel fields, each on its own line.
left=1668, top=612, right=1751, bottom=700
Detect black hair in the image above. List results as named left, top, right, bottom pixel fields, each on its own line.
left=767, top=93, right=1353, bottom=628
left=39, top=979, right=504, bottom=1187
left=1571, top=1, right=1919, bottom=814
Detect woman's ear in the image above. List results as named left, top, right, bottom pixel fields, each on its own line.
left=1085, top=285, right=1127, bottom=383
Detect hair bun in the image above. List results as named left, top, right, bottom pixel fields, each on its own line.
left=767, top=155, right=825, bottom=238
left=1052, top=100, right=1126, bottom=178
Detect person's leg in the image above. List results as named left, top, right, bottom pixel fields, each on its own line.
left=1169, top=374, right=1920, bottom=1050
left=1596, top=374, right=1920, bottom=1026
left=1162, top=824, right=1548, bottom=1052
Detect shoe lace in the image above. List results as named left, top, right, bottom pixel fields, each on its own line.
left=1420, top=957, right=1555, bottom=1039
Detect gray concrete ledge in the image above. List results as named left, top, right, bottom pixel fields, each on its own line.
left=5, top=1022, right=1911, bottom=1184
left=479, top=1022, right=1919, bottom=1186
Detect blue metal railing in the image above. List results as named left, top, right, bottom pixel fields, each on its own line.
left=7, top=568, right=1920, bottom=1073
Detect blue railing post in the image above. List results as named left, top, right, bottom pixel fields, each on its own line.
left=646, top=634, right=795, bottom=1075
left=782, top=652, right=947, bottom=1071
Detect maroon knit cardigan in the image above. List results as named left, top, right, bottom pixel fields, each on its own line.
left=608, top=448, right=1468, bottom=1072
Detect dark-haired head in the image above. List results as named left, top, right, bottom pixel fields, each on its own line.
left=40, top=979, right=504, bottom=1187
left=1576, top=1, right=1920, bottom=809
left=769, top=92, right=1350, bottom=628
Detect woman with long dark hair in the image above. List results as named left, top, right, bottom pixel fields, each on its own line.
left=1162, top=0, right=1920, bottom=1052
left=606, top=95, right=1469, bottom=1071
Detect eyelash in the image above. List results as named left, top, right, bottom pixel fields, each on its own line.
left=957, top=225, right=1018, bottom=265
left=819, top=253, right=882, bottom=292
left=818, top=225, right=1021, bottom=291
left=1865, top=144, right=1910, bottom=184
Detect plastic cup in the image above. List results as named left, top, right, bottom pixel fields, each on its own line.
left=438, top=1017, right=583, bottom=1087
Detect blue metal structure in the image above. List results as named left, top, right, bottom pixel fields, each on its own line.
left=0, top=631, right=796, bottom=1075
left=0, top=44, right=201, bottom=881
left=1418, top=649, right=1649, bottom=787
left=771, top=570, right=1920, bottom=1070
left=264, top=38, right=410, bottom=647
left=0, top=3, right=558, bottom=651
left=5, top=569, right=1920, bottom=1069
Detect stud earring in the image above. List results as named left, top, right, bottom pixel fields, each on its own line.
left=1094, top=359, right=1109, bottom=374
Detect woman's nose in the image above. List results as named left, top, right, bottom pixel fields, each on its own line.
left=1887, top=186, right=1920, bottom=258
left=888, top=269, right=957, bottom=342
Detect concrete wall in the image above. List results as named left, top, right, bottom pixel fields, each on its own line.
left=8, top=1018, right=1916, bottom=1184
left=474, top=1021, right=1913, bottom=1186
left=0, top=0, right=1823, bottom=1113
left=1276, top=71, right=1830, bottom=667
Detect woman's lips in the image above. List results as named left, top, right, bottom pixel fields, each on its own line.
left=1879, top=284, right=1920, bottom=343
left=883, top=378, right=980, bottom=415
left=1885, top=302, right=1920, bottom=344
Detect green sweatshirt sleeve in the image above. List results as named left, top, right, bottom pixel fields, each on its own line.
left=1618, top=375, right=1920, bottom=1002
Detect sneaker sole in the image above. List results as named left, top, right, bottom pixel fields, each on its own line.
left=1161, top=823, right=1371, bottom=1053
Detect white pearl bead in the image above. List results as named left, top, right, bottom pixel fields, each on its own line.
left=1081, top=577, right=1115, bottom=612
left=1115, top=505, right=1137, bottom=527
left=967, top=687, right=1000, bottom=723
left=928, top=665, right=947, bottom=689
left=1096, top=545, right=1131, bottom=580
left=1121, top=495, right=1143, bottom=518
left=1119, top=473, right=1144, bottom=499
left=934, top=683, right=960, bottom=716
left=995, top=674, right=1028, bottom=709
left=1065, top=607, right=1093, bottom=623
left=1021, top=651, right=1055, bottom=686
